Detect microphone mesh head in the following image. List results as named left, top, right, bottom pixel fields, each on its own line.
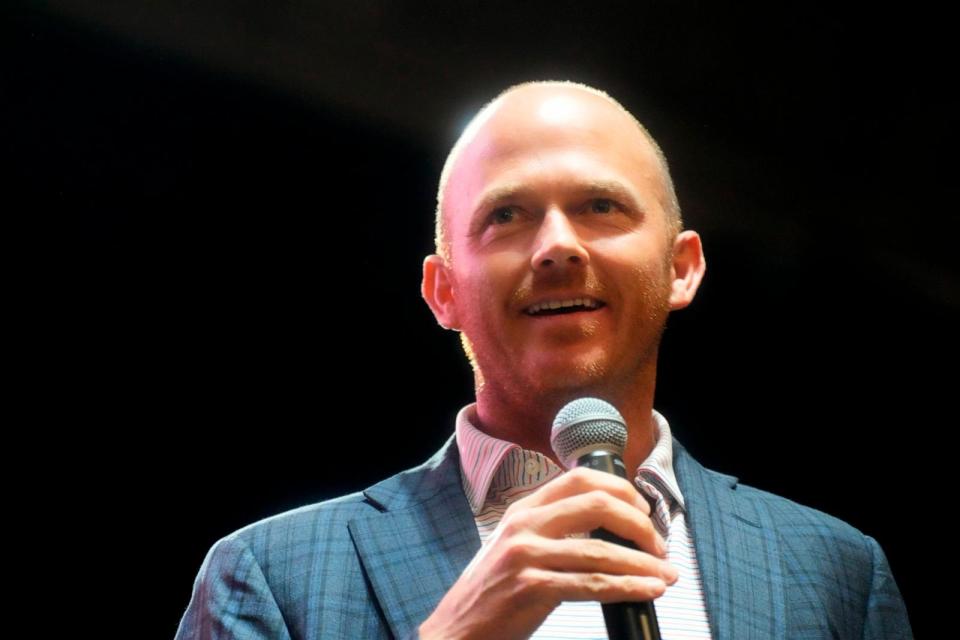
left=550, top=398, right=628, bottom=469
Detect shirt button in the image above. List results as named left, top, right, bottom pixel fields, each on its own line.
left=525, top=459, right=540, bottom=474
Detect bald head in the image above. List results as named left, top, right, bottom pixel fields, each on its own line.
left=434, top=81, right=682, bottom=263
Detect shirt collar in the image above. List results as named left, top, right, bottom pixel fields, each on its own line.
left=454, top=403, right=686, bottom=515
left=638, top=410, right=686, bottom=511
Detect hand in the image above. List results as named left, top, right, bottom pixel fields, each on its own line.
left=418, top=466, right=679, bottom=640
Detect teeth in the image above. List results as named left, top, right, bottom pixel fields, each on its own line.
left=527, top=298, right=600, bottom=315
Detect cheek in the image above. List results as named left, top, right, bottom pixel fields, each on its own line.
left=624, top=262, right=672, bottom=316
left=454, top=272, right=503, bottom=328
left=460, top=254, right=520, bottom=304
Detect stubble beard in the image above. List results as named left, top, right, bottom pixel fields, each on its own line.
left=463, top=279, right=671, bottom=419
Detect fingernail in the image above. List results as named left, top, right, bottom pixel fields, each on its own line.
left=645, top=577, right=667, bottom=595
left=664, top=563, right=679, bottom=583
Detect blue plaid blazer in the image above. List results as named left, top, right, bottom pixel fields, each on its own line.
left=174, top=435, right=912, bottom=639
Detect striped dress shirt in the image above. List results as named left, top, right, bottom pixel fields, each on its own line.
left=455, top=403, right=713, bottom=639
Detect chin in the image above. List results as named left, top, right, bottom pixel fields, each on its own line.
left=525, top=357, right=611, bottom=394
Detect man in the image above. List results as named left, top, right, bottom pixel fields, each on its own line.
left=175, top=81, right=912, bottom=639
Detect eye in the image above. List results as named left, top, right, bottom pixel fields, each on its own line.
left=489, top=206, right=517, bottom=225
left=589, top=199, right=615, bottom=214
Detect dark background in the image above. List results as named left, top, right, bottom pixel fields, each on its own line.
left=8, top=2, right=951, bottom=637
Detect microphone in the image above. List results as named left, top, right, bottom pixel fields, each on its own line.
left=551, top=398, right=662, bottom=640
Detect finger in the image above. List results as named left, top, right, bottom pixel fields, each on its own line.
left=520, top=567, right=668, bottom=605
left=510, top=466, right=651, bottom=517
left=531, top=537, right=678, bottom=584
left=523, top=489, right=667, bottom=557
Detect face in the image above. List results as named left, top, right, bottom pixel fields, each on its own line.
left=425, top=86, right=687, bottom=407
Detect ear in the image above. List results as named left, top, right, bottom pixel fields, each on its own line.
left=668, top=230, right=706, bottom=310
left=422, top=254, right=461, bottom=330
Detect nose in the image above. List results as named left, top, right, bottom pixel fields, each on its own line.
left=530, top=208, right=589, bottom=272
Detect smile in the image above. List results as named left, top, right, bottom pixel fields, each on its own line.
left=523, top=297, right=606, bottom=316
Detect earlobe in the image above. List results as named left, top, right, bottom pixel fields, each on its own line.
left=422, top=254, right=461, bottom=330
left=668, top=230, right=707, bottom=310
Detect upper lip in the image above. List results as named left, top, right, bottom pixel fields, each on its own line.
left=521, top=294, right=607, bottom=315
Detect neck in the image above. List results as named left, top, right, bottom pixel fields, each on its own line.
left=473, top=367, right=660, bottom=475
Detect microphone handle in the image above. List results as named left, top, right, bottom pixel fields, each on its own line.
left=577, top=452, right=662, bottom=640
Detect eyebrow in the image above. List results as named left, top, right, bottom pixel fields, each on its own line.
left=468, top=178, right=645, bottom=234
left=579, top=179, right=644, bottom=212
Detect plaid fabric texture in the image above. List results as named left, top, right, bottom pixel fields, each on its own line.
left=175, top=434, right=913, bottom=639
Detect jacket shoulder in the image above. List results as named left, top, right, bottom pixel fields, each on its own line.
left=675, top=437, right=867, bottom=544
left=735, top=480, right=866, bottom=540
left=179, top=451, right=453, bottom=640
left=225, top=434, right=460, bottom=558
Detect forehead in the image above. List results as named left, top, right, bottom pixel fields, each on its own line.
left=443, top=87, right=667, bottom=231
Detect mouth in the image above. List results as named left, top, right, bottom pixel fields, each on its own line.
left=523, top=297, right=607, bottom=317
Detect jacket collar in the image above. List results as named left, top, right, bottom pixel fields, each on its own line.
left=350, top=434, right=787, bottom=640
left=673, top=438, right=787, bottom=639
left=348, top=436, right=480, bottom=639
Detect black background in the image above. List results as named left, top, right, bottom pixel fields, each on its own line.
left=8, top=2, right=952, bottom=637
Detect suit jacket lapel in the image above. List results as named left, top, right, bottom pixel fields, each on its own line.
left=673, top=437, right=787, bottom=640
left=347, top=433, right=791, bottom=639
left=348, top=437, right=480, bottom=639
